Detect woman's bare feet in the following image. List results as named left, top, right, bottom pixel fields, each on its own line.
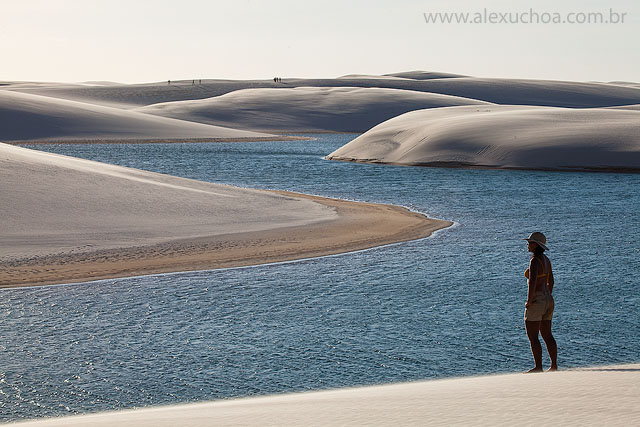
left=547, top=365, right=558, bottom=372
left=525, top=367, right=543, bottom=373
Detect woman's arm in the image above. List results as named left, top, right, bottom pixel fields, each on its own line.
left=548, top=261, right=554, bottom=294
left=526, top=258, right=538, bottom=307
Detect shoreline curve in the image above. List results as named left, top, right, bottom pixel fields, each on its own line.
left=327, top=157, right=640, bottom=174
left=0, top=191, right=452, bottom=289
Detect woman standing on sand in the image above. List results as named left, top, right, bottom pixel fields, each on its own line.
left=523, top=232, right=558, bottom=372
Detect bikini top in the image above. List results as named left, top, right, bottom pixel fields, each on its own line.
left=524, top=256, right=550, bottom=284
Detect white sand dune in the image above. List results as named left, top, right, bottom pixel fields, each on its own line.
left=79, top=81, right=123, bottom=86
left=7, top=73, right=640, bottom=110
left=378, top=76, right=640, bottom=107
left=8, top=364, right=639, bottom=426
left=384, top=70, right=468, bottom=80
left=0, top=143, right=334, bottom=261
left=327, top=105, right=640, bottom=171
left=0, top=90, right=271, bottom=142
left=337, top=74, right=413, bottom=80
left=606, top=104, right=640, bottom=111
left=607, top=81, right=640, bottom=89
left=135, top=87, right=491, bottom=132
left=2, top=79, right=287, bottom=109
left=0, top=81, right=87, bottom=89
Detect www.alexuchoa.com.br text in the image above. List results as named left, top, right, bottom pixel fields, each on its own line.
left=423, top=8, right=627, bottom=24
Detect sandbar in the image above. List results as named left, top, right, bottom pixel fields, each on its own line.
left=0, top=191, right=449, bottom=288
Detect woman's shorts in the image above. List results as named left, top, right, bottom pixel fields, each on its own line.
left=524, top=293, right=554, bottom=321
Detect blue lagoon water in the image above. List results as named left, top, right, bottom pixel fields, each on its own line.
left=2, top=135, right=639, bottom=421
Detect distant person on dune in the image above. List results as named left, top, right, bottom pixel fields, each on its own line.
left=523, top=232, right=558, bottom=373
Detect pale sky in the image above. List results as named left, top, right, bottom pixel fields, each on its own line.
left=1, top=0, right=638, bottom=83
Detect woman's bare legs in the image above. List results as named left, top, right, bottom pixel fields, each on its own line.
left=525, top=320, right=543, bottom=372
left=540, top=320, right=558, bottom=371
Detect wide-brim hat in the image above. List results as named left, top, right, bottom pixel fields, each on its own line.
left=523, top=232, right=548, bottom=251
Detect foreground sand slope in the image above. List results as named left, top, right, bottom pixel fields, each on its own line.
left=327, top=105, right=640, bottom=172
left=8, top=364, right=639, bottom=426
left=135, top=87, right=491, bottom=132
left=0, top=90, right=272, bottom=142
left=0, top=144, right=449, bottom=287
left=0, top=143, right=334, bottom=260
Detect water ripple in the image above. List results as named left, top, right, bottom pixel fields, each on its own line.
left=2, top=136, right=639, bottom=422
